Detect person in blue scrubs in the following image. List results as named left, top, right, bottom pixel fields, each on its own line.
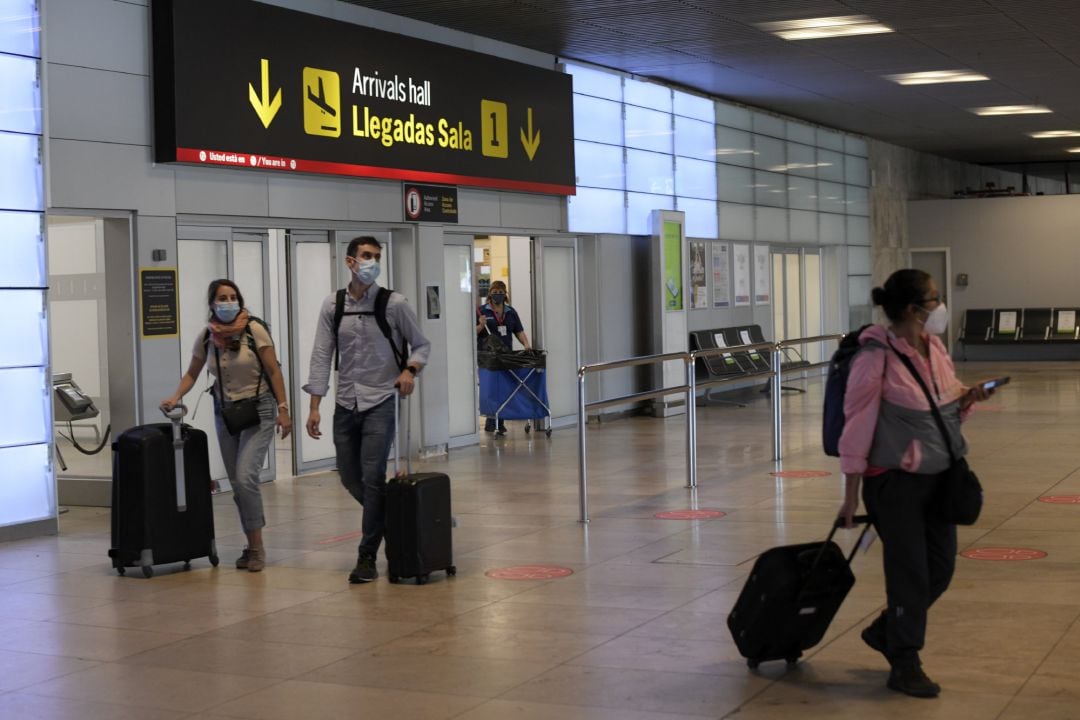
left=476, top=280, right=531, bottom=434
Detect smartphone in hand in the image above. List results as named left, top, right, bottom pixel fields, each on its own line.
left=981, top=376, right=1011, bottom=391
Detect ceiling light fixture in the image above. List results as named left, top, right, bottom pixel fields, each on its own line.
left=757, top=15, right=893, bottom=41
left=969, top=105, right=1052, bottom=116
left=1067, top=147, right=1080, bottom=153
left=884, top=70, right=989, bottom=85
left=1029, top=130, right=1080, bottom=138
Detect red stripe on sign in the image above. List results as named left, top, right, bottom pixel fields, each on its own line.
left=175, top=147, right=577, bottom=196
left=317, top=530, right=363, bottom=546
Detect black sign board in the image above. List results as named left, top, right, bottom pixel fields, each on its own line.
left=151, top=0, right=575, bottom=195
left=140, top=268, right=179, bottom=338
left=404, top=183, right=459, bottom=223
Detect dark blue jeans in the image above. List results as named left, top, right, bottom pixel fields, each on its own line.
left=333, top=398, right=395, bottom=557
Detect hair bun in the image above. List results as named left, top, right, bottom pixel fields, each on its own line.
left=870, top=287, right=888, bottom=306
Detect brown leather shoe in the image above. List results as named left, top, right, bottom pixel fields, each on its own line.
left=247, top=547, right=266, bottom=573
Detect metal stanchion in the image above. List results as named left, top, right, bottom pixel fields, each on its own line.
left=577, top=370, right=589, bottom=523
left=686, top=357, right=697, bottom=489
left=771, top=344, right=783, bottom=461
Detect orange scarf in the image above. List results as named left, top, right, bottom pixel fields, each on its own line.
left=207, top=309, right=250, bottom=350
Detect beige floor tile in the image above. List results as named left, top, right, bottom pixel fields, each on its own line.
left=205, top=679, right=485, bottom=720
left=205, top=609, right=428, bottom=649
left=568, top=633, right=749, bottom=676
left=0, top=621, right=186, bottom=661
left=0, top=591, right=113, bottom=621
left=455, top=699, right=714, bottom=720
left=504, top=664, right=771, bottom=717
left=374, top=622, right=612, bottom=663
left=0, top=692, right=189, bottom=720
left=449, top=601, right=661, bottom=636
left=0, top=648, right=97, bottom=691
left=119, top=635, right=357, bottom=678
left=56, top=600, right=259, bottom=635
left=998, top=695, right=1080, bottom=720
left=502, top=580, right=712, bottom=612
left=137, top=582, right=330, bottom=613
left=22, top=663, right=278, bottom=713
left=300, top=651, right=553, bottom=697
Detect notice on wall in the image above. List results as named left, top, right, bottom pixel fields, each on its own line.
left=753, top=244, right=770, bottom=305
left=140, top=268, right=179, bottom=338
left=689, top=241, right=707, bottom=309
left=1058, top=310, right=1076, bottom=334
left=712, top=242, right=730, bottom=308
left=662, top=220, right=683, bottom=312
left=733, top=243, right=750, bottom=307
left=404, top=183, right=458, bottom=223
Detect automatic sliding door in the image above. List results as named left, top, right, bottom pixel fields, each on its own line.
left=535, top=237, right=579, bottom=427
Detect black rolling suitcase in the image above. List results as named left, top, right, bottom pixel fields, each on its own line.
left=384, top=394, right=456, bottom=585
left=108, top=406, right=219, bottom=578
left=728, top=516, right=871, bottom=669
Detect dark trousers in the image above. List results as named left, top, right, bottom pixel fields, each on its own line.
left=333, top=398, right=395, bottom=557
left=862, top=469, right=958, bottom=667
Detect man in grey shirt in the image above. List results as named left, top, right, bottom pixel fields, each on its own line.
left=304, top=236, right=431, bottom=583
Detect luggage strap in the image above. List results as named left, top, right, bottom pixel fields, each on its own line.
left=806, top=515, right=873, bottom=577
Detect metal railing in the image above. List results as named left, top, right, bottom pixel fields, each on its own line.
left=576, top=333, right=844, bottom=522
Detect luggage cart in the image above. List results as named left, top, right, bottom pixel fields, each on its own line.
left=478, top=349, right=551, bottom=437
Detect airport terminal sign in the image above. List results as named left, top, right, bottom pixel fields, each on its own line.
left=151, top=0, right=575, bottom=195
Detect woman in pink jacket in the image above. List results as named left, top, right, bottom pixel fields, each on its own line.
left=837, top=269, right=991, bottom=699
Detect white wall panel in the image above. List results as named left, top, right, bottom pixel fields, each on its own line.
left=0, top=211, right=44, bottom=288
left=0, top=444, right=52, bottom=526
left=175, top=168, right=270, bottom=217
left=43, top=0, right=148, bottom=74
left=0, top=0, right=40, bottom=56
left=0, top=290, right=46, bottom=369
left=0, top=367, right=49, bottom=447
left=0, top=54, right=40, bottom=134
left=500, top=192, right=561, bottom=230
left=0, top=131, right=43, bottom=210
left=568, top=187, right=624, bottom=234
left=718, top=202, right=754, bottom=240
left=458, top=189, right=501, bottom=227
left=347, top=178, right=404, bottom=222
left=47, top=64, right=148, bottom=145
left=755, top=207, right=787, bottom=243
left=267, top=176, right=350, bottom=220
left=48, top=139, right=175, bottom=215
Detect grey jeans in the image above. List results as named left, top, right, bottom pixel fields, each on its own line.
left=214, top=392, right=276, bottom=534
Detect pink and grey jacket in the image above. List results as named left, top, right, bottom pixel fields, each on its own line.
left=839, top=324, right=971, bottom=476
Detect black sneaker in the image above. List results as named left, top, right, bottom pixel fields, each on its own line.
left=861, top=624, right=888, bottom=660
left=484, top=418, right=496, bottom=433
left=496, top=421, right=507, bottom=436
left=348, top=553, right=378, bottom=584
left=887, top=664, right=941, bottom=698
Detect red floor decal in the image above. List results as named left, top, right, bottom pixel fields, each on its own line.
left=1039, top=495, right=1080, bottom=504
left=961, top=547, right=1048, bottom=561
left=654, top=510, right=726, bottom=520
left=770, top=470, right=832, bottom=478
left=485, top=565, right=574, bottom=580
left=316, top=530, right=363, bottom=545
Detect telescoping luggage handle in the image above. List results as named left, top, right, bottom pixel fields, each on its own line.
left=162, top=404, right=188, bottom=512
left=391, top=389, right=411, bottom=478
left=804, top=515, right=873, bottom=577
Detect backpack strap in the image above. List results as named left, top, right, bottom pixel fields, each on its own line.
left=333, top=286, right=409, bottom=372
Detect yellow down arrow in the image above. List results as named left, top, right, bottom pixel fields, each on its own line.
left=520, top=107, right=540, bottom=160
left=248, top=58, right=282, bottom=129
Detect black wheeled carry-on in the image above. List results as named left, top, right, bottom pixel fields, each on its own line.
left=384, top=393, right=456, bottom=585
left=108, top=405, right=219, bottom=578
left=728, top=516, right=872, bottom=669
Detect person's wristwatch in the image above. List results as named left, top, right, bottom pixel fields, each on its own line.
left=405, top=366, right=418, bottom=376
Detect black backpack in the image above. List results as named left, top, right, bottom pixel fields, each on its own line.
left=822, top=324, right=873, bottom=457
left=333, top=287, right=408, bottom=371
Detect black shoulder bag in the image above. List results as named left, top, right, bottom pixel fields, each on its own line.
left=214, top=336, right=264, bottom=436
left=890, top=344, right=983, bottom=525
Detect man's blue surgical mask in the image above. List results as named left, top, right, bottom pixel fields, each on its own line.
left=353, top=258, right=381, bottom=285
left=214, top=302, right=241, bottom=323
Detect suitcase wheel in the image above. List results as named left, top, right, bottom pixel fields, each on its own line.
left=142, top=565, right=154, bottom=579
left=786, top=654, right=801, bottom=667
left=209, top=554, right=220, bottom=567
left=545, top=429, right=552, bottom=437
left=388, top=575, right=400, bottom=584
left=416, top=574, right=429, bottom=585
left=446, top=566, right=457, bottom=577
left=183, top=561, right=191, bottom=571
left=747, top=659, right=760, bottom=670
left=116, top=567, right=125, bottom=577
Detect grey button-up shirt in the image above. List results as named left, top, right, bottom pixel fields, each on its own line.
left=303, top=285, right=431, bottom=412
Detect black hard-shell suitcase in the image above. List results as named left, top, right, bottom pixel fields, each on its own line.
left=108, top=407, right=219, bottom=578
left=384, top=395, right=456, bottom=585
left=728, top=516, right=871, bottom=669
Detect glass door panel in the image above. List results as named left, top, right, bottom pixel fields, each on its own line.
left=444, top=244, right=477, bottom=441
left=537, top=239, right=579, bottom=425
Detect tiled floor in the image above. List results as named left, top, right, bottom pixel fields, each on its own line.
left=2, top=361, right=1080, bottom=719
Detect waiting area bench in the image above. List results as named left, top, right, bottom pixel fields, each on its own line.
left=689, top=325, right=810, bottom=404
left=959, top=307, right=1080, bottom=360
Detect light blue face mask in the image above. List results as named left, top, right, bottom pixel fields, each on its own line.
left=353, top=258, right=381, bottom=285
left=214, top=301, right=241, bottom=323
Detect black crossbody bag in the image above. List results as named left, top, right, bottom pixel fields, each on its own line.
left=890, top=344, right=983, bottom=526
left=214, top=340, right=265, bottom=436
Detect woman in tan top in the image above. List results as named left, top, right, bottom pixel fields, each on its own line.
left=161, top=279, right=292, bottom=572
